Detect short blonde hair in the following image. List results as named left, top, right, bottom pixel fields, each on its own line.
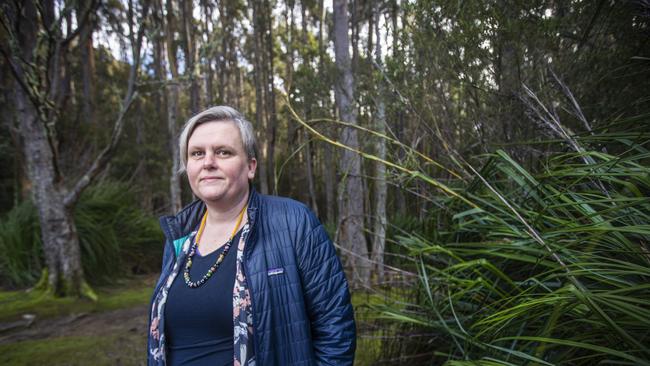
left=178, top=106, right=257, bottom=173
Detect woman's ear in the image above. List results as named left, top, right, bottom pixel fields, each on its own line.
left=247, top=158, right=257, bottom=180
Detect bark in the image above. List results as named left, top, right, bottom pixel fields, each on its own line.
left=333, top=0, right=370, bottom=287
left=152, top=0, right=166, bottom=120
left=180, top=0, right=200, bottom=114
left=303, top=130, right=319, bottom=217
left=147, top=0, right=168, bottom=213
left=15, top=77, right=84, bottom=296
left=286, top=1, right=295, bottom=90
left=371, top=3, right=387, bottom=285
left=319, top=0, right=336, bottom=223
left=202, top=1, right=214, bottom=105
left=165, top=0, right=183, bottom=213
left=263, top=0, right=278, bottom=194
left=167, top=84, right=182, bottom=213
left=323, top=107, right=337, bottom=224
left=205, top=58, right=214, bottom=106
left=300, top=2, right=319, bottom=217
left=217, top=1, right=227, bottom=103
left=77, top=2, right=96, bottom=124
left=219, top=0, right=235, bottom=105
left=251, top=0, right=270, bottom=194
left=350, top=0, right=358, bottom=74
left=236, top=67, right=244, bottom=110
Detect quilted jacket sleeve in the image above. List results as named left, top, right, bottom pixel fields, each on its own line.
left=297, top=219, right=356, bottom=365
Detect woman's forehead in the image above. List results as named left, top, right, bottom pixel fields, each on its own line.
left=188, top=120, right=243, bottom=146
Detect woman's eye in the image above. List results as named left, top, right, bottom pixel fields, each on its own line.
left=190, top=151, right=204, bottom=158
left=216, top=150, right=231, bottom=157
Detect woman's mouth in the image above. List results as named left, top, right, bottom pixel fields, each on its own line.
left=201, top=176, right=223, bottom=182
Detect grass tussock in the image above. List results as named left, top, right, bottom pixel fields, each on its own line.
left=0, top=181, right=163, bottom=289
left=376, top=120, right=650, bottom=365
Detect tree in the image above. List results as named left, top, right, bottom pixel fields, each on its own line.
left=0, top=0, right=148, bottom=297
left=77, top=1, right=99, bottom=125
left=371, top=1, right=387, bottom=285
left=180, top=0, right=200, bottom=114
left=332, top=0, right=370, bottom=287
left=250, top=0, right=278, bottom=195
left=164, top=0, right=182, bottom=213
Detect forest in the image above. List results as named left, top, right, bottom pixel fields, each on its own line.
left=1, top=0, right=649, bottom=365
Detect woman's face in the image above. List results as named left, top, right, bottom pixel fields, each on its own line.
left=186, top=121, right=256, bottom=207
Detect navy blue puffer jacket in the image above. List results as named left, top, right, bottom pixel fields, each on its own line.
left=148, top=188, right=356, bottom=365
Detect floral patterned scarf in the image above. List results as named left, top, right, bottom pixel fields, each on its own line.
left=149, top=222, right=255, bottom=365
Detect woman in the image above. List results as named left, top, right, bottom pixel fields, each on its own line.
left=148, top=106, right=356, bottom=366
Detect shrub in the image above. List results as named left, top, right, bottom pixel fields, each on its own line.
left=0, top=181, right=163, bottom=288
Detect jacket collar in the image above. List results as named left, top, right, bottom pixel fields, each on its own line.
left=159, top=185, right=260, bottom=242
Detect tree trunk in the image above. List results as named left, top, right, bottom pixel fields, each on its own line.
left=77, top=2, right=96, bottom=124
left=216, top=1, right=227, bottom=103
left=7, top=1, right=86, bottom=297
left=263, top=0, right=278, bottom=194
left=180, top=0, right=200, bottom=114
left=300, top=2, right=319, bottom=217
left=167, top=84, right=182, bottom=213
left=333, top=0, right=370, bottom=287
left=219, top=0, right=233, bottom=105
left=147, top=0, right=168, bottom=214
left=323, top=110, right=337, bottom=224
left=371, top=3, right=387, bottom=286
left=303, top=130, right=319, bottom=217
left=319, top=0, right=336, bottom=224
left=16, top=84, right=85, bottom=297
left=165, top=0, right=183, bottom=213
left=251, top=0, right=270, bottom=194
left=202, top=1, right=214, bottom=106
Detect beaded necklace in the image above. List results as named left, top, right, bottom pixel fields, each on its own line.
left=183, top=204, right=246, bottom=288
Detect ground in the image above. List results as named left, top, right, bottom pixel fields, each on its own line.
left=0, top=275, right=382, bottom=365
left=0, top=276, right=153, bottom=366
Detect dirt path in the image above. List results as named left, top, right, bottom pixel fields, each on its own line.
left=0, top=304, right=149, bottom=345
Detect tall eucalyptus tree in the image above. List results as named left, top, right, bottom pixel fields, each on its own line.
left=164, top=0, right=182, bottom=213
left=0, top=0, right=149, bottom=297
left=332, top=0, right=370, bottom=286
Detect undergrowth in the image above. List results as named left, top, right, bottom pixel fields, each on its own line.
left=375, top=117, right=650, bottom=365
left=0, top=181, right=163, bottom=288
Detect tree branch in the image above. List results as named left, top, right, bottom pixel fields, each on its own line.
left=64, top=0, right=150, bottom=208
left=64, top=90, right=138, bottom=208
left=61, top=1, right=101, bottom=48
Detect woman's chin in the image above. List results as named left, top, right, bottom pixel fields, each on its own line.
left=196, top=189, right=226, bottom=203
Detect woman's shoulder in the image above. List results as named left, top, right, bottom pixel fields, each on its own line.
left=257, top=194, right=313, bottom=216
left=256, top=194, right=320, bottom=229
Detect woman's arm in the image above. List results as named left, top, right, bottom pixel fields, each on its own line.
left=297, top=222, right=356, bottom=365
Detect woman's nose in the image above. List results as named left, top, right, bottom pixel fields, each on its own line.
left=203, top=152, right=216, bottom=168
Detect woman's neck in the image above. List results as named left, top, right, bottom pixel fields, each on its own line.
left=204, top=189, right=249, bottom=226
